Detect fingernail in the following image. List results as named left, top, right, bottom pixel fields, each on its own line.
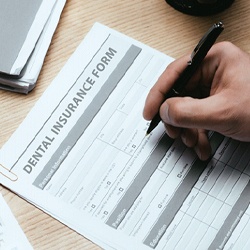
left=181, top=133, right=187, bottom=146
left=162, top=103, right=170, bottom=123
left=195, top=146, right=202, bottom=160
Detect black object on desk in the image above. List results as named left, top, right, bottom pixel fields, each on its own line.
left=165, top=0, right=234, bottom=16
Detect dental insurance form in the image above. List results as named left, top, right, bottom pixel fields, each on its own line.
left=1, top=23, right=250, bottom=249
left=0, top=193, right=33, bottom=250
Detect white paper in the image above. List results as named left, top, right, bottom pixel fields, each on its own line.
left=0, top=193, right=33, bottom=250
left=1, top=23, right=250, bottom=250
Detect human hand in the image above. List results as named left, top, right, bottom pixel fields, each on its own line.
left=143, top=42, right=250, bottom=160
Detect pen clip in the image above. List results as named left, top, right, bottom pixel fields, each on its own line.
left=190, top=22, right=224, bottom=63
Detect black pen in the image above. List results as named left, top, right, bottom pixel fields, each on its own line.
left=146, top=21, right=224, bottom=135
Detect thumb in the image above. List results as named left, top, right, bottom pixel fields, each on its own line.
left=160, top=95, right=226, bottom=132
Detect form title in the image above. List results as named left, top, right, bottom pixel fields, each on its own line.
left=23, top=47, right=117, bottom=174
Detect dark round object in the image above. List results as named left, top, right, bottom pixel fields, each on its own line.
left=165, top=0, right=235, bottom=16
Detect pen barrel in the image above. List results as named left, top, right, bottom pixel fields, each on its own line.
left=172, top=64, right=196, bottom=94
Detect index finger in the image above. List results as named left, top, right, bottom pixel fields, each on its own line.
left=143, top=55, right=190, bottom=120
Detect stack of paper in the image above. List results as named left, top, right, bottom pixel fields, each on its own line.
left=0, top=0, right=66, bottom=94
left=0, top=193, right=33, bottom=250
left=1, top=23, right=250, bottom=250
